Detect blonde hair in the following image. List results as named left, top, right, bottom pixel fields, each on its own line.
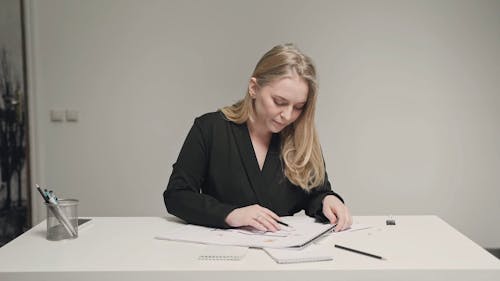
left=221, top=43, right=325, bottom=191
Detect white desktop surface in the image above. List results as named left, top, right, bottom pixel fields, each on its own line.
left=0, top=215, right=499, bottom=281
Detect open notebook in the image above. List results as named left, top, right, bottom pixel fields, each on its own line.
left=263, top=244, right=333, bottom=264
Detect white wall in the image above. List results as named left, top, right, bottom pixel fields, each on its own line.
left=25, top=0, right=500, bottom=248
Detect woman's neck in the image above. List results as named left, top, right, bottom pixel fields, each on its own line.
left=247, top=119, right=272, bottom=144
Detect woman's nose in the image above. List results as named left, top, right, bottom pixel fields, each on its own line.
left=280, top=106, right=293, bottom=121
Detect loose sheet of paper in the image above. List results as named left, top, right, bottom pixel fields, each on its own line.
left=156, top=216, right=334, bottom=249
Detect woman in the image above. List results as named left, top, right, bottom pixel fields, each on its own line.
left=164, top=44, right=352, bottom=232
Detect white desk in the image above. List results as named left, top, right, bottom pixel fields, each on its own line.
left=0, top=216, right=499, bottom=281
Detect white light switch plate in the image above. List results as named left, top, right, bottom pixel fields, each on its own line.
left=66, top=110, right=79, bottom=122
left=50, top=110, right=64, bottom=122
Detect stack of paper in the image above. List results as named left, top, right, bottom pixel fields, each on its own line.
left=156, top=216, right=334, bottom=248
left=156, top=216, right=372, bottom=264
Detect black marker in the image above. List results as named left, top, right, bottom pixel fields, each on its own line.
left=35, top=184, right=49, bottom=203
left=335, top=244, right=385, bottom=260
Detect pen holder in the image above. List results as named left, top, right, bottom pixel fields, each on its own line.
left=45, top=199, right=79, bottom=241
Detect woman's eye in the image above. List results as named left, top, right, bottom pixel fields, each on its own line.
left=274, top=99, right=286, bottom=106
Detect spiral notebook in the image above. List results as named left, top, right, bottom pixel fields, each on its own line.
left=198, top=245, right=249, bottom=261
left=263, top=244, right=333, bottom=264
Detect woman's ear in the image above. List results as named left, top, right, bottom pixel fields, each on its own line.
left=248, top=77, right=258, bottom=99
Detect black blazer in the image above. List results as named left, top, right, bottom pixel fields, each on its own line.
left=163, top=111, right=343, bottom=228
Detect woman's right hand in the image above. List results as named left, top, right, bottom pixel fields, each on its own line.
left=225, top=204, right=281, bottom=232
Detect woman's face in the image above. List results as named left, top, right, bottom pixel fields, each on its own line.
left=249, top=74, right=308, bottom=134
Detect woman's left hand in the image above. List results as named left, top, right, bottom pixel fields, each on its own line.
left=322, top=195, right=352, bottom=232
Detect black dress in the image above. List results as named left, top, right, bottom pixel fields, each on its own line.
left=163, top=111, right=343, bottom=228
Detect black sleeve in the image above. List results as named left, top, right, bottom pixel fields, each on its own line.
left=163, top=118, right=237, bottom=228
left=304, top=172, right=344, bottom=223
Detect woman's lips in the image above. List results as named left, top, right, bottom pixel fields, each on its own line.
left=273, top=120, right=285, bottom=127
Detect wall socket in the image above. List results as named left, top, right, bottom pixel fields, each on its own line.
left=50, top=109, right=79, bottom=122
left=65, top=110, right=79, bottom=122
left=50, top=110, right=64, bottom=122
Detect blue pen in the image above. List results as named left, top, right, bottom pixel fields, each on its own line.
left=45, top=190, right=58, bottom=205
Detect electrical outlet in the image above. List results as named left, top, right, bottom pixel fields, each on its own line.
left=65, top=110, right=79, bottom=122
left=50, top=110, right=64, bottom=122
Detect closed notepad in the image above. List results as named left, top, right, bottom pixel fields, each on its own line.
left=198, top=245, right=248, bottom=261
left=264, top=244, right=333, bottom=264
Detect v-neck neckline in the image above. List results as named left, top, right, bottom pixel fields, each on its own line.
left=249, top=135, right=270, bottom=173
left=245, top=124, right=280, bottom=174
left=230, top=120, right=281, bottom=206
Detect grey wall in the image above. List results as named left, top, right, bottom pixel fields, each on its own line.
left=25, top=0, right=500, bottom=247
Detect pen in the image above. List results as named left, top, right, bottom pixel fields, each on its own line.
left=36, top=185, right=49, bottom=203
left=276, top=220, right=289, bottom=227
left=335, top=244, right=385, bottom=260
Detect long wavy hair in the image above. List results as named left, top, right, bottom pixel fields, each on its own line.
left=221, top=43, right=325, bottom=191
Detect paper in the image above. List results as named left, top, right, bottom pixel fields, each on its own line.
left=156, top=216, right=334, bottom=249
left=264, top=244, right=332, bottom=264
left=329, top=223, right=372, bottom=238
